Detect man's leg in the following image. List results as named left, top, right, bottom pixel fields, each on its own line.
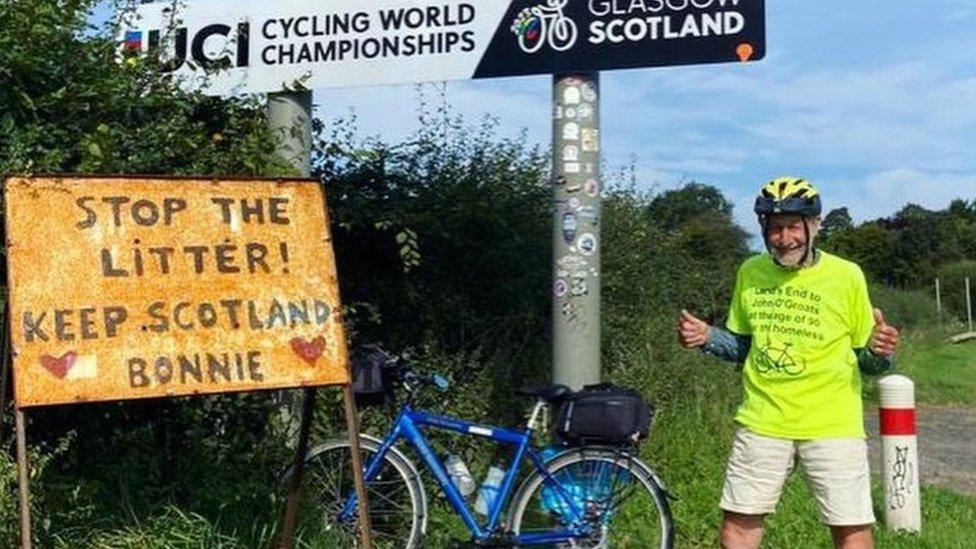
left=719, top=428, right=795, bottom=548
left=829, top=524, right=873, bottom=549
left=798, top=438, right=875, bottom=548
left=721, top=511, right=765, bottom=549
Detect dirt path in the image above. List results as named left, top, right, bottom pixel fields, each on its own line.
left=865, top=405, right=976, bottom=495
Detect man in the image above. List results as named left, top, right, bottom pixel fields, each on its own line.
left=678, top=177, right=900, bottom=549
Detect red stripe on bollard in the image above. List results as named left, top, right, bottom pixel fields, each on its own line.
left=880, top=408, right=916, bottom=435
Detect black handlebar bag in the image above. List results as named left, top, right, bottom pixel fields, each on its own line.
left=350, top=344, right=397, bottom=407
left=552, top=383, right=653, bottom=446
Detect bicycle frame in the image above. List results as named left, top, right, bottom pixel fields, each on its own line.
left=339, top=404, right=593, bottom=544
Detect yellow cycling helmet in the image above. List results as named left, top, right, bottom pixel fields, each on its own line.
left=754, top=176, right=822, bottom=218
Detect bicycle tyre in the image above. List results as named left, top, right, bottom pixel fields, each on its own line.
left=287, top=437, right=427, bottom=548
left=507, top=446, right=674, bottom=548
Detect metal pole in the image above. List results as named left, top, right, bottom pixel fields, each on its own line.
left=966, top=277, right=973, bottom=332
left=552, top=73, right=601, bottom=390
left=267, top=91, right=372, bottom=548
left=934, top=278, right=941, bottom=324
left=16, top=407, right=32, bottom=548
left=268, top=91, right=313, bottom=443
left=268, top=91, right=313, bottom=177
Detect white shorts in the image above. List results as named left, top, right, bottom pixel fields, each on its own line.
left=719, top=427, right=876, bottom=526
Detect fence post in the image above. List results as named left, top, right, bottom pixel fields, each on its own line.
left=934, top=278, right=941, bottom=324
left=966, top=277, right=973, bottom=332
left=878, top=375, right=921, bottom=532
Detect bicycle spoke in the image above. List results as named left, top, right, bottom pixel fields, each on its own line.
left=510, top=450, right=672, bottom=548
left=291, top=441, right=422, bottom=548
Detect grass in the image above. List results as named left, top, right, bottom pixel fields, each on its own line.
left=6, top=326, right=975, bottom=547
left=307, top=331, right=976, bottom=547
left=864, top=325, right=976, bottom=407
left=653, top=398, right=976, bottom=548
left=618, top=334, right=976, bottom=547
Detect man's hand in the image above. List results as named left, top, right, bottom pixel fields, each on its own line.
left=870, top=308, right=900, bottom=357
left=678, top=309, right=711, bottom=348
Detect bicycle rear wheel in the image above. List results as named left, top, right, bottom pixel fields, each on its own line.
left=508, top=447, right=673, bottom=548
left=287, top=437, right=426, bottom=548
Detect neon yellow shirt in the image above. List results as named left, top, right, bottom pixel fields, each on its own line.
left=726, top=251, right=875, bottom=439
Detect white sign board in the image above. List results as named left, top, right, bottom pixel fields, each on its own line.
left=122, top=0, right=764, bottom=95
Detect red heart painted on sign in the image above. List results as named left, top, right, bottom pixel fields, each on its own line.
left=290, top=336, right=326, bottom=366
left=40, top=351, right=77, bottom=379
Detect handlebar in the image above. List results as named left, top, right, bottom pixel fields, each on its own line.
left=378, top=352, right=450, bottom=396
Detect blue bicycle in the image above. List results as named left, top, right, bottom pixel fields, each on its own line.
left=289, top=358, right=674, bottom=547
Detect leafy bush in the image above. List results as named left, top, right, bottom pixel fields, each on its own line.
left=869, top=283, right=941, bottom=331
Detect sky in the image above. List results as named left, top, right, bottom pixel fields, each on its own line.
left=98, top=1, right=976, bottom=234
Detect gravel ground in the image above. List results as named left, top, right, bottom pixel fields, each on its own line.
left=865, top=405, right=976, bottom=495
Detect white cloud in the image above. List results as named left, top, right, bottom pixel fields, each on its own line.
left=308, top=1, right=976, bottom=231
left=828, top=169, right=976, bottom=222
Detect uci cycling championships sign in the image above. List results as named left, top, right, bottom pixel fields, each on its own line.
left=122, top=0, right=765, bottom=94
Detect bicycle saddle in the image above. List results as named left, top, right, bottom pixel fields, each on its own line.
left=514, top=384, right=571, bottom=402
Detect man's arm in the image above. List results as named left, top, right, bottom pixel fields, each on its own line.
left=702, top=326, right=751, bottom=363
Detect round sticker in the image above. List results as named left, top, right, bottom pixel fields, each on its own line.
left=578, top=103, right=594, bottom=119
left=585, top=179, right=599, bottom=197
left=568, top=197, right=581, bottom=209
left=553, top=279, right=568, bottom=298
left=577, top=233, right=597, bottom=256
left=565, top=107, right=577, bottom=119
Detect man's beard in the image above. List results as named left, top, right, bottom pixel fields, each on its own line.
left=772, top=245, right=807, bottom=268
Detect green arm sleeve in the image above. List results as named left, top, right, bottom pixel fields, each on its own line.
left=856, top=347, right=893, bottom=375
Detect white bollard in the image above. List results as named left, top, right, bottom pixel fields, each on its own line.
left=878, top=375, right=921, bottom=532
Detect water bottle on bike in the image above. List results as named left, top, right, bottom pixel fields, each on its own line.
left=473, top=464, right=504, bottom=515
left=445, top=453, right=476, bottom=497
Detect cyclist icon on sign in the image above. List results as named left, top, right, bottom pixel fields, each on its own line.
left=511, top=0, right=578, bottom=53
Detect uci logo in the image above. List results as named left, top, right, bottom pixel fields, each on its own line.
left=510, top=0, right=578, bottom=54
left=125, top=23, right=250, bottom=73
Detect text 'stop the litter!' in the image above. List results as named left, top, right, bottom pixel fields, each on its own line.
left=120, top=0, right=764, bottom=95
left=4, top=176, right=349, bottom=408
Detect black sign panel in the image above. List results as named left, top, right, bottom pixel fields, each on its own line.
left=475, top=0, right=765, bottom=78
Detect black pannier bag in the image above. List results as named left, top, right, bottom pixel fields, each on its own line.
left=552, top=383, right=653, bottom=446
left=350, top=344, right=397, bottom=407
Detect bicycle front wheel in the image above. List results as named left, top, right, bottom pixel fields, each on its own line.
left=288, top=437, right=426, bottom=548
left=508, top=447, right=673, bottom=548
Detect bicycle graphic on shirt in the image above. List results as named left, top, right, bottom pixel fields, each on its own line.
left=754, top=338, right=807, bottom=376
left=511, top=0, right=578, bottom=53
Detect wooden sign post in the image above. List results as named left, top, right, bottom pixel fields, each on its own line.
left=2, top=175, right=372, bottom=548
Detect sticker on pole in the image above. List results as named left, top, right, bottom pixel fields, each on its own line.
left=4, top=176, right=350, bottom=408
left=120, top=0, right=765, bottom=95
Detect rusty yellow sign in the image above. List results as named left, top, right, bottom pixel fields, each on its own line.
left=4, top=176, right=349, bottom=407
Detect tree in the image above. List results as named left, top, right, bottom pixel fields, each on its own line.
left=820, top=207, right=853, bottom=240
left=0, top=0, right=286, bottom=175
left=646, top=182, right=735, bottom=232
